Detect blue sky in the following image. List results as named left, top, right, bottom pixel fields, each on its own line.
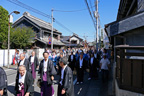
left=0, top=0, right=120, bottom=42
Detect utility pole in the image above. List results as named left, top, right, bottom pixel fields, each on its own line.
left=8, top=16, right=10, bottom=68
left=8, top=11, right=20, bottom=68
left=96, top=0, right=99, bottom=50
left=95, top=0, right=99, bottom=51
left=51, top=8, right=54, bottom=50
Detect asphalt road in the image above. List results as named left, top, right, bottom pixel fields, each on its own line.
left=5, top=67, right=109, bottom=96
left=5, top=67, right=77, bottom=96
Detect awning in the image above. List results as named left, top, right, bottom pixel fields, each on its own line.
left=105, top=11, right=144, bottom=37
left=35, top=37, right=65, bottom=46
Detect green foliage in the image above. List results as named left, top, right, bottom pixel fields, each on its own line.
left=10, top=27, right=35, bottom=49
left=0, top=6, right=9, bottom=49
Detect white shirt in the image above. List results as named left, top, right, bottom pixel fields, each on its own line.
left=71, top=55, right=73, bottom=61
left=94, top=53, right=97, bottom=58
left=79, top=58, right=83, bottom=68
left=60, top=65, right=67, bottom=85
left=100, top=58, right=110, bottom=70
left=30, top=56, right=35, bottom=63
left=43, top=59, right=48, bottom=72
left=90, top=57, right=94, bottom=64
left=19, top=71, right=26, bottom=83
left=20, top=58, right=25, bottom=65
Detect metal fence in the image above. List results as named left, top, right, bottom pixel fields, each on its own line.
left=115, top=45, right=144, bottom=94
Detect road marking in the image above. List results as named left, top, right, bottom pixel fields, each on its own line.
left=73, top=78, right=77, bottom=85
left=77, top=88, right=82, bottom=95
left=8, top=82, right=15, bottom=86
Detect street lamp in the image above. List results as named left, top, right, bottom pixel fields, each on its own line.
left=8, top=11, right=20, bottom=68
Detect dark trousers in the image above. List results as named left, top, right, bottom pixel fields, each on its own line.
left=69, top=62, right=75, bottom=71
left=77, top=68, right=84, bottom=82
left=89, top=66, right=98, bottom=78
left=101, top=69, right=109, bottom=82
left=58, top=84, right=66, bottom=96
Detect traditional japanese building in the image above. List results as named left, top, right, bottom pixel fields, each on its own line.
left=12, top=12, right=65, bottom=49
left=105, top=0, right=144, bottom=96
left=61, top=33, right=83, bottom=48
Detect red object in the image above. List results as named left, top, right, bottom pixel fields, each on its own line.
left=13, top=57, right=15, bottom=65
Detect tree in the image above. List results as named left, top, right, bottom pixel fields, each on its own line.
left=0, top=6, right=9, bottom=49
left=10, top=27, right=35, bottom=49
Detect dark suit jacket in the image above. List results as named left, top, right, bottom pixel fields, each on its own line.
left=88, top=57, right=97, bottom=68
left=28, top=56, right=39, bottom=72
left=59, top=66, right=74, bottom=96
left=68, top=55, right=76, bottom=63
left=0, top=67, right=7, bottom=96
left=76, top=58, right=86, bottom=70
left=38, top=59, right=57, bottom=85
left=15, top=71, right=34, bottom=96
left=18, top=59, right=30, bottom=71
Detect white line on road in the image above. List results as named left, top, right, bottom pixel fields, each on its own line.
left=8, top=82, right=15, bottom=86
left=77, top=88, right=82, bottom=95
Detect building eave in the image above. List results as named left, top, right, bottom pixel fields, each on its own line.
left=105, top=10, right=144, bottom=37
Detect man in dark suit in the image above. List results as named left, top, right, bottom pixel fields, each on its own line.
left=38, top=52, right=57, bottom=96
left=29, top=51, right=39, bottom=80
left=18, top=53, right=30, bottom=71
left=68, top=52, right=76, bottom=71
left=88, top=53, right=98, bottom=80
left=58, top=57, right=74, bottom=96
left=76, top=53, right=86, bottom=84
left=15, top=65, right=34, bottom=96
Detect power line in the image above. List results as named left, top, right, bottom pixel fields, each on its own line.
left=7, top=0, right=51, bottom=18
left=89, top=0, right=95, bottom=15
left=85, top=0, right=97, bottom=31
left=54, top=5, right=95, bottom=12
left=54, top=20, right=74, bottom=34
left=6, top=0, right=75, bottom=35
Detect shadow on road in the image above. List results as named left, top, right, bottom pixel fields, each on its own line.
left=7, top=86, right=16, bottom=95
left=34, top=91, right=41, bottom=96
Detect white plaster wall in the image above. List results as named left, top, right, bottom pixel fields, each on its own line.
left=38, top=49, right=45, bottom=60
left=70, top=37, right=80, bottom=44
left=0, top=49, right=23, bottom=67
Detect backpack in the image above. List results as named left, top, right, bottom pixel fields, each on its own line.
left=0, top=67, right=7, bottom=96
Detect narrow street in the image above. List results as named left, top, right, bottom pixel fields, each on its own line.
left=5, top=65, right=111, bottom=96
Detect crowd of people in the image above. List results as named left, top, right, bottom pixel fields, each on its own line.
left=0, top=47, right=111, bottom=96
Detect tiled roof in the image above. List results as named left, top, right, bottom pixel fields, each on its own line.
left=36, top=37, right=65, bottom=46
left=13, top=12, right=61, bottom=34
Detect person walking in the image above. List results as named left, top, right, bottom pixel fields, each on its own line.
left=15, top=65, right=34, bottom=96
left=18, top=53, right=30, bottom=71
left=0, top=67, right=7, bottom=96
left=58, top=57, right=74, bottom=96
left=28, top=51, right=39, bottom=80
left=68, top=52, right=76, bottom=71
left=38, top=52, right=57, bottom=96
left=100, top=55, right=110, bottom=82
left=88, top=53, right=97, bottom=80
left=76, top=53, right=86, bottom=84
